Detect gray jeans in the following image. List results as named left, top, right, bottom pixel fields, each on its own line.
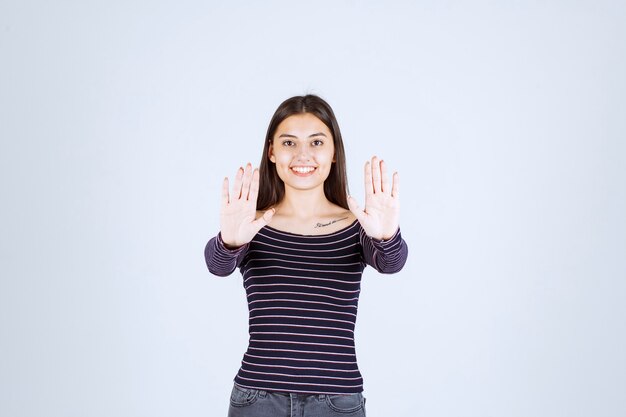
left=227, top=383, right=367, bottom=416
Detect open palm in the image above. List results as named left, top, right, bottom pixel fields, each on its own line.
left=220, top=163, right=274, bottom=248
left=347, top=156, right=400, bottom=241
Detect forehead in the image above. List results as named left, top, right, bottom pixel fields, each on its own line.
left=274, top=113, right=332, bottom=138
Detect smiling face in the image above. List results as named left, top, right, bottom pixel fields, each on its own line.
left=269, top=113, right=335, bottom=193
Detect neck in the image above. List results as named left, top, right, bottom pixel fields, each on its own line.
left=276, top=185, right=331, bottom=220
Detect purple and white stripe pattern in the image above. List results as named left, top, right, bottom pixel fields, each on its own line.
left=204, top=219, right=408, bottom=394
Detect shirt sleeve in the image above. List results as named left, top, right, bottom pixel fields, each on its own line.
left=359, top=225, right=408, bottom=274
left=204, top=232, right=250, bottom=277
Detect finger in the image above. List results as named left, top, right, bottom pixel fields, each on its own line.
left=231, top=166, right=244, bottom=199
left=221, top=177, right=230, bottom=207
left=241, top=163, right=253, bottom=199
left=391, top=172, right=399, bottom=198
left=380, top=159, right=389, bottom=194
left=371, top=156, right=381, bottom=194
left=364, top=161, right=373, bottom=196
left=347, top=195, right=366, bottom=223
left=248, top=168, right=260, bottom=202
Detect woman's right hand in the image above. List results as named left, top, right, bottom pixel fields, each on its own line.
left=220, top=163, right=275, bottom=248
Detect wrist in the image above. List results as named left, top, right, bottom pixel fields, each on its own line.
left=218, top=232, right=245, bottom=251
left=380, top=227, right=400, bottom=242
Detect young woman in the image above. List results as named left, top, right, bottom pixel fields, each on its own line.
left=205, top=94, right=408, bottom=416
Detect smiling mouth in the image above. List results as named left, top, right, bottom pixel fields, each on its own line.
left=291, top=166, right=316, bottom=175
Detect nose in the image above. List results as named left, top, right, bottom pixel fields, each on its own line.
left=295, top=147, right=311, bottom=161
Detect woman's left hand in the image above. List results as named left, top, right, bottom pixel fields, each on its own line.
left=347, top=156, right=400, bottom=241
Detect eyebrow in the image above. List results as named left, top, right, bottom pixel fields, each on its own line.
left=278, top=132, right=327, bottom=139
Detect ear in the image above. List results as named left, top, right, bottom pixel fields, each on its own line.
left=268, top=142, right=276, bottom=163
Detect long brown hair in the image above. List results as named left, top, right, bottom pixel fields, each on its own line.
left=257, top=94, right=349, bottom=211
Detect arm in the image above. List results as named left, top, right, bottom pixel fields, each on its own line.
left=204, top=162, right=273, bottom=276
left=349, top=156, right=407, bottom=273
left=359, top=225, right=408, bottom=274
left=204, top=232, right=249, bottom=277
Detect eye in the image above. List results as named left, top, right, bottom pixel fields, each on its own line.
left=312, top=139, right=324, bottom=146
left=282, top=140, right=295, bottom=146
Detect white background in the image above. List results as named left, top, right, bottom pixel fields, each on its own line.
left=1, top=1, right=625, bottom=416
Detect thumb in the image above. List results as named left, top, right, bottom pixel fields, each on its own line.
left=347, top=196, right=366, bottom=222
left=252, top=208, right=275, bottom=230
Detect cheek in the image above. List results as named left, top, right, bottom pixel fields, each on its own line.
left=274, top=152, right=293, bottom=166
left=316, top=148, right=335, bottom=163
left=272, top=153, right=293, bottom=178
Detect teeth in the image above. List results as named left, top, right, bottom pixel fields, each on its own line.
left=292, top=167, right=315, bottom=174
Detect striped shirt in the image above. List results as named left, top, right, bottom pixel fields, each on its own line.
left=204, top=219, right=408, bottom=395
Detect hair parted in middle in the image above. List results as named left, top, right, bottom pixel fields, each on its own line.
left=256, top=94, right=349, bottom=211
